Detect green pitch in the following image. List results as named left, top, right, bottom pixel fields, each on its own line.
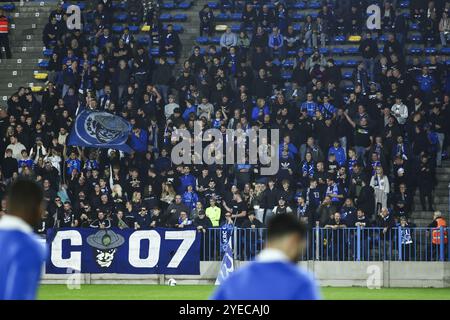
left=37, top=285, right=450, bottom=300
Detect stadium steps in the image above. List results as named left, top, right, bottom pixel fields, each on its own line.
left=0, top=1, right=50, bottom=99
left=410, top=160, right=450, bottom=226
left=160, top=0, right=210, bottom=62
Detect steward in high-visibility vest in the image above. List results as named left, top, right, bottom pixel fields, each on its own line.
left=0, top=9, right=11, bottom=59
left=0, top=15, right=9, bottom=34
left=430, top=211, right=448, bottom=245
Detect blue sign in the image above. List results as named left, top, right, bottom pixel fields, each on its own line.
left=46, top=228, right=201, bottom=274
left=68, top=110, right=133, bottom=153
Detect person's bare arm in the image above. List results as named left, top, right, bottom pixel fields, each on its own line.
left=343, top=110, right=356, bottom=128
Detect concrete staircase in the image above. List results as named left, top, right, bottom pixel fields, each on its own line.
left=161, top=0, right=207, bottom=68
left=0, top=1, right=52, bottom=100
left=411, top=160, right=450, bottom=226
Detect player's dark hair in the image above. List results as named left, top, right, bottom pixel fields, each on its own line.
left=267, top=214, right=307, bottom=241
left=7, top=179, right=44, bottom=216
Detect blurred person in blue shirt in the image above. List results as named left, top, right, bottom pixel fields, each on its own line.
left=0, top=180, right=47, bottom=300
left=211, top=214, right=321, bottom=300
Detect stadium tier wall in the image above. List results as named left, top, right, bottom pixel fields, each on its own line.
left=41, top=261, right=450, bottom=288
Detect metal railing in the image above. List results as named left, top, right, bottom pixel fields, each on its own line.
left=200, top=227, right=449, bottom=262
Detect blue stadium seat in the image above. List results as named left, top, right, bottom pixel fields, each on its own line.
left=38, top=60, right=49, bottom=68
left=63, top=2, right=86, bottom=11
left=293, top=24, right=301, bottom=32
left=211, top=37, right=220, bottom=44
left=440, top=47, right=450, bottom=55
left=334, top=35, right=345, bottom=43
left=231, top=13, right=242, bottom=20
left=425, top=47, right=437, bottom=55
left=231, top=25, right=240, bottom=33
left=331, top=47, right=344, bottom=55
left=163, top=24, right=183, bottom=32
left=196, top=36, right=209, bottom=44
left=216, top=13, right=229, bottom=21
left=208, top=2, right=219, bottom=9
left=113, top=2, right=127, bottom=10
left=292, top=13, right=305, bottom=21
left=115, top=13, right=128, bottom=22
left=160, top=13, right=172, bottom=21
left=128, top=25, right=139, bottom=33
left=408, top=47, right=422, bottom=55
left=409, top=23, right=419, bottom=31
left=138, top=36, right=150, bottom=45
left=378, top=47, right=384, bottom=54
left=402, top=12, right=411, bottom=19
left=43, top=49, right=53, bottom=57
left=310, top=12, right=319, bottom=19
left=282, top=60, right=295, bottom=68
left=343, top=71, right=353, bottom=80
left=409, top=34, right=422, bottom=42
left=379, top=34, right=388, bottom=42
left=272, top=59, right=281, bottom=67
left=334, top=60, right=344, bottom=67
left=345, top=85, right=355, bottom=92
left=345, top=47, right=359, bottom=55
left=287, top=50, right=297, bottom=56
left=1, top=3, right=15, bottom=11
left=150, top=48, right=160, bottom=56
left=446, top=60, right=450, bottom=66
left=304, top=48, right=314, bottom=55
left=345, top=60, right=359, bottom=67
left=162, top=2, right=176, bottom=9
left=309, top=2, right=321, bottom=9
left=178, top=2, right=192, bottom=9
left=293, top=2, right=306, bottom=9
left=319, top=48, right=329, bottom=55
left=112, top=25, right=124, bottom=33
left=400, top=0, right=410, bottom=8
left=281, top=72, right=292, bottom=80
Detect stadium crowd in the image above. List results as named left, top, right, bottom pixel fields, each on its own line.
left=0, top=0, right=449, bottom=241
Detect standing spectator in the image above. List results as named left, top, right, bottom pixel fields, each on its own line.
left=370, top=166, right=390, bottom=214
left=199, top=5, right=214, bottom=37
left=0, top=9, right=11, bottom=59
left=418, top=154, right=435, bottom=211
left=439, top=11, right=450, bottom=46
left=359, top=32, right=378, bottom=82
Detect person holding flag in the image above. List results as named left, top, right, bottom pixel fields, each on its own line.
left=211, top=214, right=321, bottom=300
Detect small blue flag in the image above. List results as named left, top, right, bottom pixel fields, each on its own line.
left=68, top=110, right=133, bottom=153
left=215, top=238, right=234, bottom=285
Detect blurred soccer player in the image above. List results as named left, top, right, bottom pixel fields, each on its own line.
left=0, top=180, right=46, bottom=300
left=211, top=214, right=321, bottom=300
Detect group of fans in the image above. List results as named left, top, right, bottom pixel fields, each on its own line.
left=0, top=0, right=448, bottom=247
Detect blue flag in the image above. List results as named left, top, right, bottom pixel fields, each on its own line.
left=215, top=238, right=234, bottom=285
left=68, top=110, right=133, bottom=153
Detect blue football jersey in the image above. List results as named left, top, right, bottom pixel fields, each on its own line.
left=0, top=215, right=47, bottom=300
left=211, top=249, right=321, bottom=300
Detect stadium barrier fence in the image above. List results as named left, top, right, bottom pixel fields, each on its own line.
left=200, top=227, right=449, bottom=262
